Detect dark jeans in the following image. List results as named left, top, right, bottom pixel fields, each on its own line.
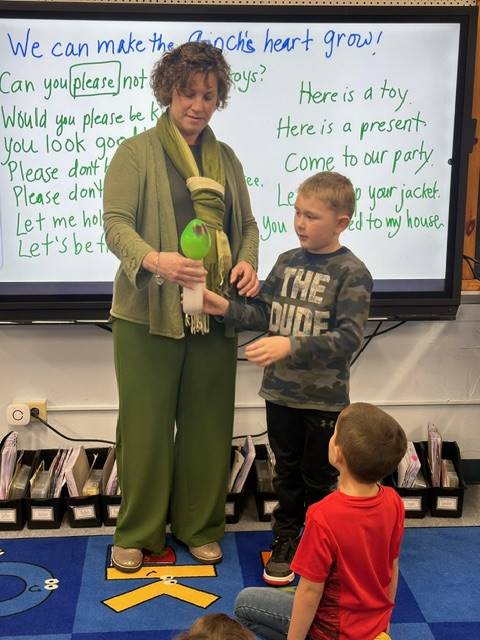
left=266, top=401, right=339, bottom=539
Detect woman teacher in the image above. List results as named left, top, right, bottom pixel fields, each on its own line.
left=103, top=41, right=259, bottom=572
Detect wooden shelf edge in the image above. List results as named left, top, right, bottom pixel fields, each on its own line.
left=462, top=279, right=480, bottom=291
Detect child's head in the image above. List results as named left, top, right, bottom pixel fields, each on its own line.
left=330, top=402, right=407, bottom=483
left=298, top=171, right=356, bottom=217
left=175, top=613, right=254, bottom=640
left=294, top=171, right=355, bottom=254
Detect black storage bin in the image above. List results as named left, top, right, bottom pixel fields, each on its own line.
left=27, top=496, right=64, bottom=529
left=65, top=447, right=110, bottom=527
left=101, top=495, right=121, bottom=526
left=66, top=494, right=103, bottom=527
left=0, top=497, right=26, bottom=531
left=225, top=444, right=253, bottom=524
left=26, top=449, right=65, bottom=529
left=100, top=446, right=119, bottom=525
left=0, top=449, right=40, bottom=531
left=253, top=444, right=278, bottom=522
left=425, top=440, right=466, bottom=518
left=225, top=491, right=245, bottom=524
left=387, top=441, right=430, bottom=519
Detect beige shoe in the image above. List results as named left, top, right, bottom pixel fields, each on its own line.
left=111, top=545, right=143, bottom=572
left=188, top=541, right=223, bottom=564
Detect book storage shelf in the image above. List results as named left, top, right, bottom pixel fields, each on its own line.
left=0, top=441, right=466, bottom=531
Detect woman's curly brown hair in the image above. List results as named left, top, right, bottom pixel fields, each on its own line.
left=150, top=41, right=232, bottom=109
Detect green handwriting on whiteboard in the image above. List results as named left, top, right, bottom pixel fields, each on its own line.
left=0, top=20, right=460, bottom=283
left=349, top=210, right=444, bottom=239
left=69, top=61, right=121, bottom=98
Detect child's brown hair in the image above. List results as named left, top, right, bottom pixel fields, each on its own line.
left=175, top=613, right=255, bottom=640
left=335, top=402, right=407, bottom=483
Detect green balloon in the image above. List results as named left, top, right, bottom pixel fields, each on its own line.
left=180, top=219, right=211, bottom=259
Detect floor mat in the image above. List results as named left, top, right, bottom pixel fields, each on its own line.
left=0, top=528, right=479, bottom=639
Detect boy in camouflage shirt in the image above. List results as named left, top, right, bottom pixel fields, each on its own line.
left=203, top=171, right=372, bottom=585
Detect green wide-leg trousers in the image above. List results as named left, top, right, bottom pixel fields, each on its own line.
left=112, top=318, right=237, bottom=553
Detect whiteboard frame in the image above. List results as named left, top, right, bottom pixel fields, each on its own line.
left=0, top=1, right=477, bottom=322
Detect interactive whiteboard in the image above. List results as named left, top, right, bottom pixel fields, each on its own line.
left=0, top=4, right=475, bottom=320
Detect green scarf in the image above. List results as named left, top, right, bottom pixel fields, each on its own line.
left=156, top=111, right=232, bottom=333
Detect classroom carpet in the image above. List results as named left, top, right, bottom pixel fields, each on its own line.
left=0, top=527, right=479, bottom=640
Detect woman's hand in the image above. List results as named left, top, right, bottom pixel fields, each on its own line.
left=244, top=336, right=292, bottom=367
left=143, top=251, right=207, bottom=288
left=230, top=261, right=260, bottom=297
left=203, top=289, right=229, bottom=316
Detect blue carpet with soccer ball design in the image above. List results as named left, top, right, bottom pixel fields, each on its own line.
left=0, top=527, right=479, bottom=640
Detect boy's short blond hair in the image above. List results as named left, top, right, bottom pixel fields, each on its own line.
left=335, top=402, right=407, bottom=483
left=298, top=171, right=356, bottom=219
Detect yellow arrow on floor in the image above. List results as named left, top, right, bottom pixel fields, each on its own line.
left=103, top=564, right=219, bottom=612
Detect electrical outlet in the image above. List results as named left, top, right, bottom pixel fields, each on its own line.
left=27, top=400, right=48, bottom=422
left=6, top=403, right=30, bottom=426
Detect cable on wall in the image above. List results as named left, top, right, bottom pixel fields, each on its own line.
left=463, top=254, right=480, bottom=280
left=30, top=409, right=116, bottom=446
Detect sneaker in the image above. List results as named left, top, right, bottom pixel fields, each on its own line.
left=263, top=536, right=298, bottom=586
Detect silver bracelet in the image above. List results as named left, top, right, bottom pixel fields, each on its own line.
left=154, top=252, right=165, bottom=286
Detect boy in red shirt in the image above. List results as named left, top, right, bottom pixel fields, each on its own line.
left=235, top=402, right=407, bottom=640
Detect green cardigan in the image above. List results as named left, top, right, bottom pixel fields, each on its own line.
left=103, top=124, right=259, bottom=338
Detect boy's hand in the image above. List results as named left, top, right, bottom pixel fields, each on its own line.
left=203, top=289, right=229, bottom=316
left=244, top=336, right=292, bottom=367
left=230, top=261, right=260, bottom=297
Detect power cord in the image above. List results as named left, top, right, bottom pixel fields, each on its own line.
left=239, top=320, right=408, bottom=366
left=351, top=319, right=407, bottom=366
left=30, top=408, right=115, bottom=446
left=96, top=323, right=112, bottom=332
left=232, top=429, right=267, bottom=440
left=237, top=331, right=267, bottom=348
left=365, top=320, right=407, bottom=339
left=463, top=254, right=480, bottom=280
left=30, top=405, right=265, bottom=449
left=351, top=319, right=383, bottom=365
left=30, top=407, right=264, bottom=446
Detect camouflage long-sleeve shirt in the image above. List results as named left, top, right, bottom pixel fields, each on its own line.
left=225, top=246, right=373, bottom=410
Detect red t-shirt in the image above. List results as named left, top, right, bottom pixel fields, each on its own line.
left=290, top=485, right=404, bottom=640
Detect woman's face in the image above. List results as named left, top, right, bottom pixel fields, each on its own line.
left=169, top=71, right=219, bottom=145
